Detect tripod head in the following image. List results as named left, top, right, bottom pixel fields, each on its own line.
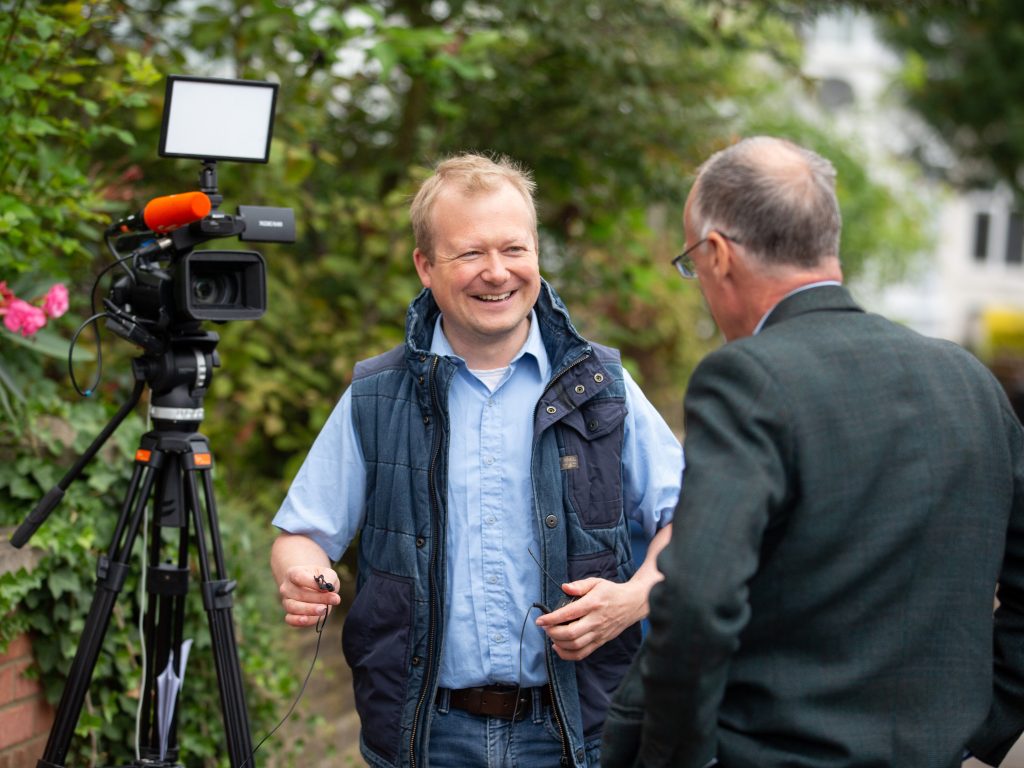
left=134, top=329, right=219, bottom=428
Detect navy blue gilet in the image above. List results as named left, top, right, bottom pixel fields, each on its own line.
left=343, top=280, right=641, bottom=768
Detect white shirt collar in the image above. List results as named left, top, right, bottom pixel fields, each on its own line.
left=753, top=281, right=842, bottom=335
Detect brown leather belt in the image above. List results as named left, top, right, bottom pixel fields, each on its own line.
left=437, top=685, right=551, bottom=721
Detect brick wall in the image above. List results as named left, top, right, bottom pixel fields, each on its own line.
left=0, top=633, right=54, bottom=768
left=1, top=529, right=51, bottom=768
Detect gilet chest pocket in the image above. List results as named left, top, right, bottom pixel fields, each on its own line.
left=558, top=398, right=626, bottom=529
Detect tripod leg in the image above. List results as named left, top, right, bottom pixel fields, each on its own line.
left=183, top=439, right=256, bottom=767
left=37, top=453, right=162, bottom=768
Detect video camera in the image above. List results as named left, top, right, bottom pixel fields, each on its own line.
left=103, top=75, right=295, bottom=353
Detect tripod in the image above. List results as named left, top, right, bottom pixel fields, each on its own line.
left=11, top=330, right=255, bottom=767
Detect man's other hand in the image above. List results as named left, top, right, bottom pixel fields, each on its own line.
left=534, top=577, right=644, bottom=660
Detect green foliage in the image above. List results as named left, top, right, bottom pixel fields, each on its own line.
left=0, top=1, right=158, bottom=278
left=41, top=0, right=930, bottom=483
left=880, top=0, right=1024, bottom=197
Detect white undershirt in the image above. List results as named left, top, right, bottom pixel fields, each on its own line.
left=469, top=366, right=510, bottom=393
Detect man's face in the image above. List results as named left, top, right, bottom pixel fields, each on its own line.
left=414, top=182, right=541, bottom=355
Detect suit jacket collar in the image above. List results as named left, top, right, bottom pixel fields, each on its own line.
left=760, top=283, right=864, bottom=333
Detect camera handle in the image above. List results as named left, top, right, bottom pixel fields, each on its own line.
left=13, top=334, right=256, bottom=768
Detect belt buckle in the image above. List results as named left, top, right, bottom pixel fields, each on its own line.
left=510, top=691, right=530, bottom=721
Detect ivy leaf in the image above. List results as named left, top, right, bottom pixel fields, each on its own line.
left=47, top=568, right=81, bottom=598
left=7, top=474, right=39, bottom=500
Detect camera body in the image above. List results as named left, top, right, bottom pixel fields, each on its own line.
left=109, top=249, right=266, bottom=329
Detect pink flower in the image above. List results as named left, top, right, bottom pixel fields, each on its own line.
left=4, top=298, right=47, bottom=337
left=42, top=283, right=69, bottom=318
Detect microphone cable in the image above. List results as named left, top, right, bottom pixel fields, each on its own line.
left=504, top=602, right=548, bottom=760
left=238, top=577, right=334, bottom=768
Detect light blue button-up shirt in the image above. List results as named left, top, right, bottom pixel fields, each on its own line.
left=274, top=312, right=682, bottom=688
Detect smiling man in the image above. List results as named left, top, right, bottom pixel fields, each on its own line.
left=270, top=153, right=682, bottom=768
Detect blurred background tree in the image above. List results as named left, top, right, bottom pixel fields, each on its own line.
left=1, top=0, right=930, bottom=764
left=880, top=0, right=1024, bottom=199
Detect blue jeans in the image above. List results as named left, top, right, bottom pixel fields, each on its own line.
left=428, top=688, right=600, bottom=767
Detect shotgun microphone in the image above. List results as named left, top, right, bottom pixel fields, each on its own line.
left=107, top=191, right=212, bottom=235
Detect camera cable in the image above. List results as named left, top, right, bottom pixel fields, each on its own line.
left=66, top=251, right=139, bottom=397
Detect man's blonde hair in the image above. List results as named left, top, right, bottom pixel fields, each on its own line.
left=410, top=152, right=538, bottom=260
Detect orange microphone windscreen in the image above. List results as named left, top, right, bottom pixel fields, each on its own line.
left=142, top=191, right=212, bottom=232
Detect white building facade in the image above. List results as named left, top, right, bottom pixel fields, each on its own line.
left=802, top=11, right=1024, bottom=366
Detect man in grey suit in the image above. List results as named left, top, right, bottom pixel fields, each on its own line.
left=601, top=136, right=1024, bottom=768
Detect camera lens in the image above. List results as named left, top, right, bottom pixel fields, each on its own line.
left=179, top=251, right=266, bottom=321
left=191, top=273, right=239, bottom=306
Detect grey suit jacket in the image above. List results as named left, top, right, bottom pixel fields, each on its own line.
left=602, top=285, right=1024, bottom=768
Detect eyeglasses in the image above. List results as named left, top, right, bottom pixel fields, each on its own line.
left=672, top=230, right=742, bottom=279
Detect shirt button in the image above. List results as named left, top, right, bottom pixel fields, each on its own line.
left=488, top=575, right=498, bottom=584
left=493, top=634, right=504, bottom=643
left=594, top=373, right=604, bottom=383
left=545, top=514, right=558, bottom=528
left=574, top=384, right=585, bottom=394
left=487, top=399, right=494, bottom=407
left=485, top=456, right=495, bottom=465
left=486, top=516, right=496, bottom=525
left=546, top=405, right=557, bottom=414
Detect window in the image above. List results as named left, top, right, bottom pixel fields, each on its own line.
left=1007, top=212, right=1023, bottom=265
left=818, top=78, right=855, bottom=112
left=973, top=212, right=990, bottom=262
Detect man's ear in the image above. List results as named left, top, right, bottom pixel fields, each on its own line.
left=705, top=230, right=735, bottom=280
left=413, top=248, right=432, bottom=288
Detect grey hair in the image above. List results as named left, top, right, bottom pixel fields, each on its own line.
left=691, top=136, right=842, bottom=269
